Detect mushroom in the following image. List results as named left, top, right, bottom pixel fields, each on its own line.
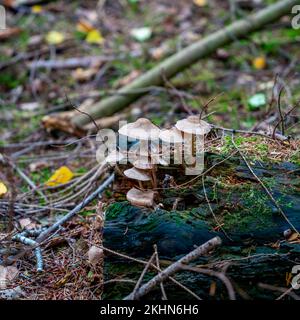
left=119, top=118, right=161, bottom=141
left=175, top=115, right=211, bottom=136
left=123, top=167, right=151, bottom=189
left=119, top=118, right=161, bottom=187
left=126, top=187, right=154, bottom=207
left=175, top=115, right=211, bottom=174
left=159, top=127, right=184, bottom=165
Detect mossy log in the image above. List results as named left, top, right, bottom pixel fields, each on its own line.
left=103, top=154, right=300, bottom=299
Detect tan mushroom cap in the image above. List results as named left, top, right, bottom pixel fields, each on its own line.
left=175, top=115, right=211, bottom=135
left=105, top=150, right=125, bottom=164
left=118, top=118, right=161, bottom=140
left=159, top=127, right=183, bottom=143
left=123, top=167, right=151, bottom=181
left=126, top=187, right=154, bottom=207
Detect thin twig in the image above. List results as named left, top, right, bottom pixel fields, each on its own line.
left=131, top=252, right=156, bottom=299
left=154, top=244, right=168, bottom=300
left=180, top=265, right=236, bottom=300
left=124, top=237, right=222, bottom=300
left=201, top=176, right=232, bottom=241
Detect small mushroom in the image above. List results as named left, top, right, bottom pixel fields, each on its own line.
left=119, top=118, right=161, bottom=187
left=88, top=246, right=104, bottom=265
left=119, top=118, right=161, bottom=141
left=175, top=115, right=211, bottom=174
left=124, top=167, right=151, bottom=189
left=175, top=115, right=211, bottom=135
left=126, top=187, right=154, bottom=207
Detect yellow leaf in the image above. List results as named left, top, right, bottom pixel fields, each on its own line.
left=0, top=182, right=7, bottom=197
left=193, top=0, right=207, bottom=7
left=76, top=20, right=94, bottom=33
left=32, top=5, right=43, bottom=13
left=45, top=31, right=65, bottom=45
left=253, top=56, right=266, bottom=70
left=46, top=166, right=74, bottom=187
left=86, top=29, right=104, bottom=45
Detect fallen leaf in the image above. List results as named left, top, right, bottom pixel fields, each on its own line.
left=31, top=5, right=43, bottom=13
left=0, top=266, right=19, bottom=289
left=72, top=67, right=98, bottom=82
left=253, top=56, right=266, bottom=70
left=76, top=20, right=94, bottom=33
left=130, top=27, right=152, bottom=42
left=0, top=182, right=7, bottom=197
left=46, top=166, right=74, bottom=186
left=193, top=0, right=207, bottom=7
left=248, top=93, right=266, bottom=110
left=19, top=218, right=37, bottom=230
left=86, top=29, right=104, bottom=44
left=45, top=31, right=65, bottom=45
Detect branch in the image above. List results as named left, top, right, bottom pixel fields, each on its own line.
left=69, top=0, right=298, bottom=127
left=124, top=236, right=222, bottom=300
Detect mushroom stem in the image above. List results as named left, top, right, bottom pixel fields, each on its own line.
left=151, top=166, right=157, bottom=189
left=138, top=180, right=143, bottom=189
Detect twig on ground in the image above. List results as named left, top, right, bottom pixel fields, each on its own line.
left=131, top=252, right=156, bottom=299
left=153, top=244, right=168, bottom=300
left=180, top=265, right=236, bottom=300
left=124, top=237, right=222, bottom=300
left=201, top=176, right=232, bottom=241
left=36, top=173, right=115, bottom=244
left=258, top=283, right=300, bottom=300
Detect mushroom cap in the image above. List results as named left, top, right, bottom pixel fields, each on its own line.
left=133, top=157, right=154, bottom=170
left=126, top=187, right=154, bottom=207
left=105, top=150, right=125, bottom=164
left=118, top=118, right=161, bottom=140
left=88, top=246, right=103, bottom=265
left=123, top=167, right=151, bottom=181
left=175, top=115, right=211, bottom=135
left=159, top=127, right=183, bottom=143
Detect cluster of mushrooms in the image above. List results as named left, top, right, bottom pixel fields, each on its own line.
left=106, top=116, right=211, bottom=208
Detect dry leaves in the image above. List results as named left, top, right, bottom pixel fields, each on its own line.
left=46, top=166, right=74, bottom=187
left=252, top=56, right=266, bottom=70
left=0, top=182, right=8, bottom=197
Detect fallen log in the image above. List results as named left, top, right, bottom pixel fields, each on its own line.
left=103, top=154, right=300, bottom=299
left=65, top=0, right=297, bottom=128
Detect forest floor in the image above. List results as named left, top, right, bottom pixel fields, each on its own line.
left=0, top=0, right=299, bottom=300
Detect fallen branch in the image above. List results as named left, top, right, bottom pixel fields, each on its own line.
left=36, top=173, right=115, bottom=243
left=124, top=236, right=222, bottom=300
left=68, top=0, right=297, bottom=127
left=29, top=56, right=111, bottom=70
